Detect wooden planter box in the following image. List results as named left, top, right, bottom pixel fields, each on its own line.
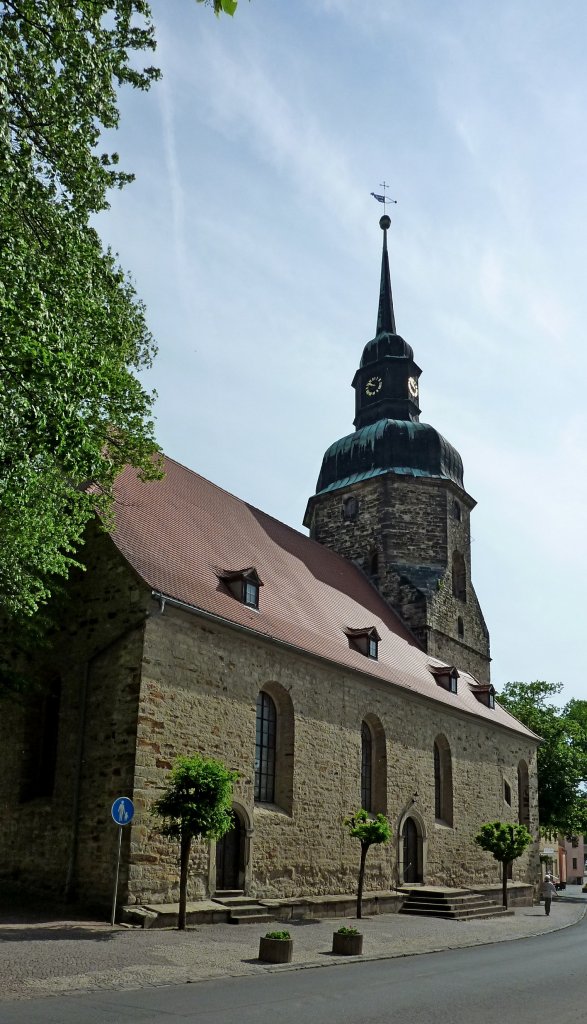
left=332, top=931, right=363, bottom=956
left=258, top=937, right=293, bottom=964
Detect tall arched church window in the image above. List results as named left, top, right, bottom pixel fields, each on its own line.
left=254, top=683, right=295, bottom=814
left=368, top=550, right=379, bottom=584
left=452, top=551, right=466, bottom=601
left=433, top=734, right=454, bottom=826
left=361, top=721, right=373, bottom=811
left=518, top=760, right=530, bottom=826
left=255, top=691, right=276, bottom=803
left=360, top=714, right=387, bottom=815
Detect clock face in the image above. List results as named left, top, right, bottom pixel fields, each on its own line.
left=408, top=376, right=419, bottom=398
left=365, top=375, right=383, bottom=397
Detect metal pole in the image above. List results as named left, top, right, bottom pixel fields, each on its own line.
left=111, top=825, right=123, bottom=927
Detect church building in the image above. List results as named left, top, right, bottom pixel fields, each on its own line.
left=0, top=217, right=539, bottom=910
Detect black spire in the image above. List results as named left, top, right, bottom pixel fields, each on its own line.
left=376, top=215, right=396, bottom=335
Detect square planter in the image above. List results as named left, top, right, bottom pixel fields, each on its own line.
left=332, top=931, right=363, bottom=956
left=258, top=936, right=293, bottom=964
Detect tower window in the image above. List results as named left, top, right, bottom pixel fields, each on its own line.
left=457, top=616, right=464, bottom=638
left=452, top=552, right=466, bottom=602
left=368, top=550, right=379, bottom=583
left=342, top=495, right=359, bottom=521
left=453, top=500, right=462, bottom=521
left=504, top=781, right=512, bottom=805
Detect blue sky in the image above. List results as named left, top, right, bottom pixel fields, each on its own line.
left=98, top=0, right=587, bottom=702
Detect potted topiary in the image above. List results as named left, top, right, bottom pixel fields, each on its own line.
left=258, top=930, right=293, bottom=964
left=332, top=925, right=363, bottom=956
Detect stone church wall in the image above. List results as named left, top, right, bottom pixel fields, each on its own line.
left=0, top=529, right=150, bottom=903
left=128, top=604, right=539, bottom=906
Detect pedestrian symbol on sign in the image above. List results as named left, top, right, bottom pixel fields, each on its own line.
left=110, top=796, right=134, bottom=826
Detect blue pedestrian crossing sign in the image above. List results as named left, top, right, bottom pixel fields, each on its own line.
left=111, top=797, right=134, bottom=826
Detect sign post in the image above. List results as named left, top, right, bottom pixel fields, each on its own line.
left=110, top=796, right=135, bottom=927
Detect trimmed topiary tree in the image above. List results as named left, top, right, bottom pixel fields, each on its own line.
left=153, top=754, right=238, bottom=929
left=474, top=821, right=533, bottom=909
left=344, top=809, right=392, bottom=919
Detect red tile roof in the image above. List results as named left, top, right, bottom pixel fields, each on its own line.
left=110, top=456, right=537, bottom=741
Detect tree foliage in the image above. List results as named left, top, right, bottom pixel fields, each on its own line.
left=0, top=1, right=165, bottom=621
left=474, top=820, right=532, bottom=908
left=344, top=809, right=392, bottom=920
left=498, top=681, right=587, bottom=835
left=153, top=754, right=238, bottom=929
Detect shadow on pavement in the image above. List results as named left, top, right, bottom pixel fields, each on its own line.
left=0, top=924, right=115, bottom=943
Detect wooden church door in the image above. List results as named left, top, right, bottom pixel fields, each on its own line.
left=216, top=809, right=244, bottom=891
left=403, top=817, right=421, bottom=883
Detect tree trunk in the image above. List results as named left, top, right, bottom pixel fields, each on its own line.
left=178, top=833, right=192, bottom=930
left=502, top=860, right=509, bottom=909
left=356, top=843, right=369, bottom=919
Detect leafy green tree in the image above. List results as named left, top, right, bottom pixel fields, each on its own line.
left=344, top=809, right=392, bottom=919
left=498, top=682, right=587, bottom=835
left=474, top=821, right=533, bottom=908
left=153, top=755, right=238, bottom=929
left=0, top=0, right=245, bottom=669
left=0, top=1, right=165, bottom=624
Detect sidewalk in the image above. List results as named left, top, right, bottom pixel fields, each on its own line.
left=1, top=895, right=585, bottom=1003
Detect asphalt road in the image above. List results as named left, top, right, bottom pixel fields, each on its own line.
left=2, top=914, right=585, bottom=1024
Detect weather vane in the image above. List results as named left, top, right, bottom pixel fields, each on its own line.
left=370, top=181, right=397, bottom=212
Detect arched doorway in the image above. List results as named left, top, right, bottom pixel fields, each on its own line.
left=215, top=809, right=245, bottom=891
left=402, top=817, right=422, bottom=883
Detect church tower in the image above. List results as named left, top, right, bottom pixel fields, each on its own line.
left=304, top=215, right=490, bottom=682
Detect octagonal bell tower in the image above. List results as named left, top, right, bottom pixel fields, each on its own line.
left=303, top=216, right=490, bottom=682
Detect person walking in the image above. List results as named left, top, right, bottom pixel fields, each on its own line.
left=542, top=874, right=557, bottom=915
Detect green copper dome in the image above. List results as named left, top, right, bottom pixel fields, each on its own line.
left=315, top=418, right=464, bottom=494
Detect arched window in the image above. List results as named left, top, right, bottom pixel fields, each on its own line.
left=255, top=691, right=276, bottom=803
left=254, top=684, right=295, bottom=813
left=360, top=714, right=387, bottom=815
left=361, top=721, right=373, bottom=811
left=518, top=760, right=530, bottom=825
left=433, top=734, right=454, bottom=826
left=342, top=495, right=358, bottom=521
left=453, top=500, right=462, bottom=521
left=368, top=550, right=379, bottom=584
left=452, top=551, right=466, bottom=601
left=457, top=616, right=464, bottom=638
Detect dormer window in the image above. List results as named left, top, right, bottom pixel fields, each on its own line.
left=219, top=567, right=263, bottom=610
left=430, top=665, right=459, bottom=694
left=345, top=627, right=381, bottom=661
left=472, top=683, right=496, bottom=708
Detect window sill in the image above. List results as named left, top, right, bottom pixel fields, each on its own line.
left=434, top=819, right=454, bottom=830
left=253, top=802, right=292, bottom=819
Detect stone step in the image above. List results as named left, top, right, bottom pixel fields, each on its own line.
left=400, top=900, right=500, bottom=914
left=212, top=895, right=258, bottom=908
left=213, top=890, right=244, bottom=899
left=400, top=905, right=513, bottom=920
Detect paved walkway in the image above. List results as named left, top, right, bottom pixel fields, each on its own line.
left=1, top=894, right=585, bottom=1003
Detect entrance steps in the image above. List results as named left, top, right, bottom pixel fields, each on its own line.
left=398, top=887, right=514, bottom=921
left=212, top=890, right=275, bottom=925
